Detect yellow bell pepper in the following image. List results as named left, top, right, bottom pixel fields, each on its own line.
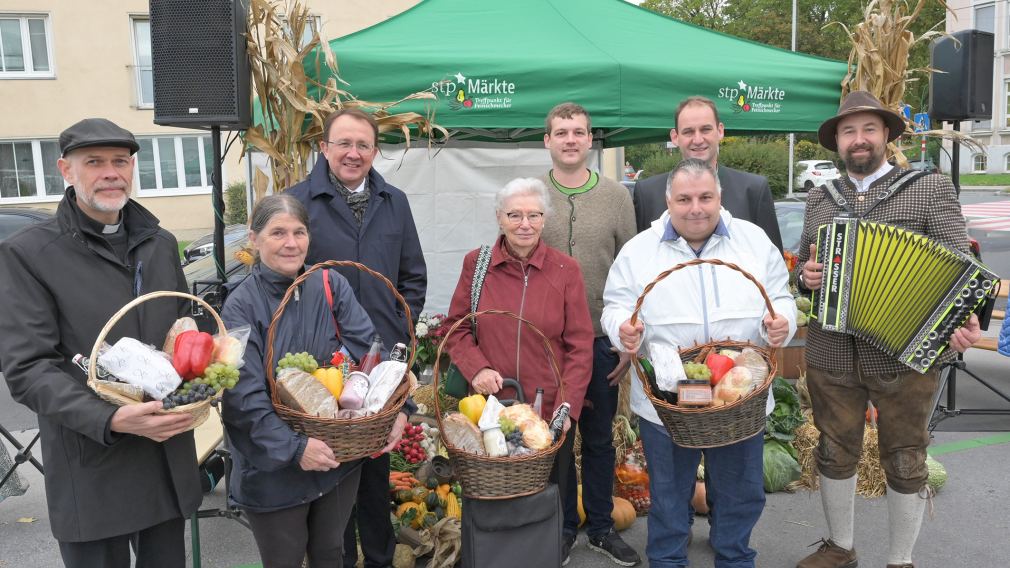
left=458, top=393, right=486, bottom=424
left=312, top=367, right=343, bottom=399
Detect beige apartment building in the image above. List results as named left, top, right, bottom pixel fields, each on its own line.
left=943, top=1, right=1010, bottom=174
left=0, top=0, right=418, bottom=238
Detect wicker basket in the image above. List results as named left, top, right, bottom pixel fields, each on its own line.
left=630, top=259, right=780, bottom=449
left=87, top=291, right=225, bottom=431
left=433, top=310, right=566, bottom=500
left=264, top=260, right=416, bottom=462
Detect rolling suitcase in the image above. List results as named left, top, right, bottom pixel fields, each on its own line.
left=460, top=483, right=562, bottom=568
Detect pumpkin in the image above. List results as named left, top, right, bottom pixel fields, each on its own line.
left=425, top=491, right=443, bottom=510
left=436, top=483, right=452, bottom=500
left=611, top=496, right=636, bottom=531
left=691, top=480, right=709, bottom=515
left=411, top=486, right=429, bottom=504
left=395, top=489, right=415, bottom=504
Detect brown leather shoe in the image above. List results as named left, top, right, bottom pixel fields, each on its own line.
left=796, top=539, right=858, bottom=568
left=886, top=564, right=913, bottom=568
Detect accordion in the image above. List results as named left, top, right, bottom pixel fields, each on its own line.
left=811, top=217, right=999, bottom=373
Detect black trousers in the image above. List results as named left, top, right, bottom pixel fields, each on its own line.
left=342, top=453, right=395, bottom=568
left=58, top=517, right=185, bottom=568
left=244, top=465, right=362, bottom=568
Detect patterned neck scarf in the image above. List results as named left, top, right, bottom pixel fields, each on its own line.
left=328, top=169, right=371, bottom=224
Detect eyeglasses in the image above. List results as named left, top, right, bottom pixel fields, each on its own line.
left=324, top=139, right=375, bottom=153
left=504, top=211, right=545, bottom=225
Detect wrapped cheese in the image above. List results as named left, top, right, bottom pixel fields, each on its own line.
left=277, top=368, right=339, bottom=418
left=443, top=412, right=486, bottom=455
left=363, top=361, right=407, bottom=413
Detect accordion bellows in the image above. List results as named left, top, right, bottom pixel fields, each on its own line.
left=811, top=218, right=1000, bottom=373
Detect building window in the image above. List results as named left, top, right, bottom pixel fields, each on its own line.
left=973, top=153, right=988, bottom=173
left=0, top=139, right=64, bottom=201
left=135, top=135, right=215, bottom=195
left=975, top=3, right=995, bottom=34
left=1004, top=153, right=1010, bottom=172
left=132, top=18, right=153, bottom=107
left=0, top=14, right=53, bottom=77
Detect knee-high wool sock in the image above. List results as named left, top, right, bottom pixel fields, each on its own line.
left=886, top=486, right=926, bottom=565
left=819, top=474, right=857, bottom=550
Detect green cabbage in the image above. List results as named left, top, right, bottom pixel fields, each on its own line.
left=763, top=439, right=801, bottom=492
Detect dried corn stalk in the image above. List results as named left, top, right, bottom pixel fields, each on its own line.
left=831, top=0, right=981, bottom=164
left=244, top=0, right=447, bottom=190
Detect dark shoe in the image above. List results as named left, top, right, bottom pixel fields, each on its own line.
left=562, top=533, right=576, bottom=566
left=886, top=564, right=914, bottom=568
left=796, top=539, right=858, bottom=568
left=588, top=529, right=641, bottom=567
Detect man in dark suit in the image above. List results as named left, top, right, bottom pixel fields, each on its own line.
left=632, top=96, right=783, bottom=251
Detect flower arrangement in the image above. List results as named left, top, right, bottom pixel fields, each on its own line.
left=413, top=312, right=449, bottom=368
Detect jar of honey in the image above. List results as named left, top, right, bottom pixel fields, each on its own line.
left=677, top=380, right=712, bottom=407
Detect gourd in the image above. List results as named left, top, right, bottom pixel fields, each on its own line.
left=611, top=496, right=636, bottom=531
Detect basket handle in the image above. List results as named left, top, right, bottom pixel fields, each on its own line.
left=87, top=291, right=227, bottom=384
left=432, top=310, right=566, bottom=436
left=628, top=258, right=778, bottom=345
left=264, top=260, right=417, bottom=399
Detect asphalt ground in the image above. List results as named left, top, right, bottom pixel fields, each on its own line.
left=2, top=343, right=1008, bottom=568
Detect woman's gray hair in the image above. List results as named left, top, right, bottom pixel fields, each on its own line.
left=665, top=158, right=720, bottom=198
left=249, top=194, right=310, bottom=235
left=494, top=177, right=553, bottom=217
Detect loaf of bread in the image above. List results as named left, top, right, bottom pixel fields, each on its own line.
left=443, top=412, right=486, bottom=455
left=276, top=368, right=339, bottom=418
left=163, top=317, right=198, bottom=355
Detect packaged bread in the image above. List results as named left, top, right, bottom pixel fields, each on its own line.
left=733, top=348, right=769, bottom=384
left=713, top=367, right=755, bottom=404
left=163, top=317, right=198, bottom=355
left=500, top=403, right=539, bottom=424
left=519, top=418, right=552, bottom=450
left=443, top=412, right=486, bottom=455
left=276, top=367, right=339, bottom=418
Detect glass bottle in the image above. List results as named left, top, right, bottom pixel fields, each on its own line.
left=532, top=387, right=544, bottom=416
left=358, top=334, right=384, bottom=374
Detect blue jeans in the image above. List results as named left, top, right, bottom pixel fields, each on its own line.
left=563, top=336, right=620, bottom=538
left=638, top=420, right=765, bottom=568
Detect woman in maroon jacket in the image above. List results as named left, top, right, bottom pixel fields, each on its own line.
left=444, top=176, right=593, bottom=509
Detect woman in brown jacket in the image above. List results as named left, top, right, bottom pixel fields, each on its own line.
left=444, top=177, right=593, bottom=533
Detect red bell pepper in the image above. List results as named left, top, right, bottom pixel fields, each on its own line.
left=173, top=330, right=215, bottom=381
left=705, top=353, right=735, bottom=386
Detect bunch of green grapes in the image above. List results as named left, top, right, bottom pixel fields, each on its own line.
left=684, top=362, right=712, bottom=381
left=197, top=362, right=240, bottom=391
left=276, top=352, right=318, bottom=375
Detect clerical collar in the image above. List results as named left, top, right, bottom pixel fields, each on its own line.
left=102, top=222, right=122, bottom=234
left=849, top=162, right=893, bottom=193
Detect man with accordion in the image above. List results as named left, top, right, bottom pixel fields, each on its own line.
left=794, top=91, right=984, bottom=568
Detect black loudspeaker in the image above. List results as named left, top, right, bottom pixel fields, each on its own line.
left=150, top=0, right=251, bottom=128
left=928, top=29, right=994, bottom=121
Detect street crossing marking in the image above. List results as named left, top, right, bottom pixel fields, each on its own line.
left=962, top=201, right=1010, bottom=233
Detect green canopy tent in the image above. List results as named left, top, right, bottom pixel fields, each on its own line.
left=310, top=0, right=848, bottom=146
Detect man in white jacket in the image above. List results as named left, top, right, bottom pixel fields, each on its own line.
left=602, top=158, right=795, bottom=568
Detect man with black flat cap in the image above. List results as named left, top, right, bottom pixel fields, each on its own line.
left=0, top=118, right=201, bottom=567
left=794, top=91, right=980, bottom=568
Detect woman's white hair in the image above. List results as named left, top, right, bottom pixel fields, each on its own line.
left=494, top=177, right=553, bottom=216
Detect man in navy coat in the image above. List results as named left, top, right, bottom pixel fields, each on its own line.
left=632, top=96, right=783, bottom=252
left=287, top=108, right=426, bottom=568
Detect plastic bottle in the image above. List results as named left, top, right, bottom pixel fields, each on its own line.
left=532, top=387, right=544, bottom=416
left=358, top=334, right=384, bottom=374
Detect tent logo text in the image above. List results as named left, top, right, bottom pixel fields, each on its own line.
left=433, top=72, right=516, bottom=111
left=718, top=80, right=786, bottom=114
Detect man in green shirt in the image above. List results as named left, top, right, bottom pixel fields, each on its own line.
left=539, top=102, right=639, bottom=567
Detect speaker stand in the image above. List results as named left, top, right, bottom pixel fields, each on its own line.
left=929, top=355, right=1010, bottom=432
left=211, top=125, right=227, bottom=285
left=950, top=121, right=960, bottom=196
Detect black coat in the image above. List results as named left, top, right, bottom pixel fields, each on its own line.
left=286, top=158, right=426, bottom=347
left=0, top=189, right=201, bottom=542
left=220, top=263, right=375, bottom=512
left=632, top=165, right=784, bottom=252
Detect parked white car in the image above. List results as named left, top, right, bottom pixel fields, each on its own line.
left=795, top=160, right=840, bottom=191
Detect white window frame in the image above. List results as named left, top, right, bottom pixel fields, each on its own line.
left=135, top=135, right=217, bottom=197
left=130, top=16, right=153, bottom=109
left=0, top=13, right=55, bottom=79
left=972, top=153, right=988, bottom=173
left=0, top=138, right=65, bottom=204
